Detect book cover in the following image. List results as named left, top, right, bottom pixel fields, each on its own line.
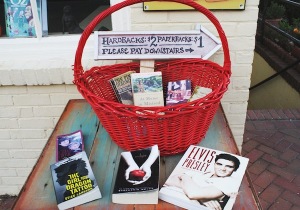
left=109, top=71, right=135, bottom=105
left=112, top=145, right=160, bottom=204
left=50, top=151, right=102, bottom=210
left=4, top=0, right=48, bottom=37
left=188, top=86, right=212, bottom=102
left=166, top=79, right=192, bottom=106
left=131, top=72, right=164, bottom=107
left=56, top=130, right=84, bottom=162
left=159, top=145, right=249, bottom=210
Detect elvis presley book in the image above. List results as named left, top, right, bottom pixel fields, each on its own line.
left=159, top=145, right=249, bottom=210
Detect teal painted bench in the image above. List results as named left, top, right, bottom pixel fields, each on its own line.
left=13, top=99, right=260, bottom=209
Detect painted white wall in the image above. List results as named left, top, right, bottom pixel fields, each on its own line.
left=0, top=0, right=259, bottom=195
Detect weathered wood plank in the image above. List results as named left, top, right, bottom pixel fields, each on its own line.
left=13, top=99, right=259, bottom=210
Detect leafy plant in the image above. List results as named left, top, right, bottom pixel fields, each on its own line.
left=265, top=2, right=286, bottom=19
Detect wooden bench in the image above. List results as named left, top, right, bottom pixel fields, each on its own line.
left=13, top=99, right=260, bottom=209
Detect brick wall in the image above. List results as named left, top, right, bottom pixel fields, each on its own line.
left=0, top=0, right=259, bottom=195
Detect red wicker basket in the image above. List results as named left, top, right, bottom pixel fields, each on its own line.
left=73, top=0, right=231, bottom=156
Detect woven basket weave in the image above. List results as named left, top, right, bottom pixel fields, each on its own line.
left=73, top=0, right=231, bottom=156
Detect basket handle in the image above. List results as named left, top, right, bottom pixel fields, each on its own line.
left=74, top=0, right=231, bottom=79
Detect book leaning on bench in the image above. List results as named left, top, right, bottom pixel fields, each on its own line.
left=50, top=151, right=102, bottom=210
left=112, top=145, right=160, bottom=204
left=159, top=145, right=249, bottom=210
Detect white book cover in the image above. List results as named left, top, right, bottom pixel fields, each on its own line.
left=159, top=145, right=249, bottom=210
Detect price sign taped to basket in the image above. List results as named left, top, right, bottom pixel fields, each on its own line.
left=94, top=25, right=221, bottom=60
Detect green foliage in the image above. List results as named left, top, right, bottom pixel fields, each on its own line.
left=265, top=2, right=286, bottom=19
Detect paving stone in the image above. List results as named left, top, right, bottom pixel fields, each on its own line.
left=247, top=110, right=258, bottom=120
left=260, top=110, right=273, bottom=119
left=292, top=120, right=300, bottom=128
left=274, top=140, right=293, bottom=153
left=280, top=149, right=299, bottom=163
left=263, top=154, right=288, bottom=167
left=258, top=144, right=280, bottom=157
left=268, top=165, right=296, bottom=182
left=282, top=190, right=300, bottom=206
left=268, top=197, right=293, bottom=210
left=242, top=140, right=259, bottom=153
left=258, top=198, right=271, bottom=210
left=269, top=109, right=282, bottom=120
left=292, top=175, right=300, bottom=186
left=283, top=109, right=297, bottom=119
left=253, top=120, right=276, bottom=130
left=254, top=170, right=277, bottom=189
left=279, top=129, right=300, bottom=139
left=260, top=183, right=284, bottom=203
left=248, top=159, right=269, bottom=175
left=245, top=149, right=264, bottom=163
left=290, top=109, right=300, bottom=119
left=274, top=177, right=300, bottom=194
left=287, top=158, right=300, bottom=174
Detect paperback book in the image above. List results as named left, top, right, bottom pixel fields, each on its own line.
left=112, top=145, right=160, bottom=204
left=56, top=130, right=84, bottom=162
left=109, top=71, right=135, bottom=105
left=3, top=0, right=48, bottom=37
left=159, top=145, right=249, bottom=210
left=166, top=79, right=192, bottom=106
left=131, top=72, right=164, bottom=107
left=50, top=151, right=102, bottom=210
left=188, top=86, right=212, bottom=102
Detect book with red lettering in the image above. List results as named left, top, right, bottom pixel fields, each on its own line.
left=50, top=151, right=102, bottom=210
left=159, top=145, right=249, bottom=210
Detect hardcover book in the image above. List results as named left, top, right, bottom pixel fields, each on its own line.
left=159, top=145, right=249, bottom=210
left=131, top=72, right=164, bottom=107
left=50, top=151, right=102, bottom=210
left=109, top=71, right=135, bottom=105
left=188, top=86, right=212, bottom=102
left=56, top=130, right=84, bottom=162
left=4, top=0, right=48, bottom=37
left=166, top=79, right=192, bottom=106
left=112, top=145, right=160, bottom=204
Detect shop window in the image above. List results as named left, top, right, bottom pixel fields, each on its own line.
left=0, top=0, right=112, bottom=37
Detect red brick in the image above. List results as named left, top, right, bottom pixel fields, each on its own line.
left=291, top=144, right=300, bottom=153
left=276, top=109, right=289, bottom=119
left=292, top=175, right=300, bottom=186
left=269, top=197, right=293, bottom=210
left=260, top=110, right=273, bottom=119
left=290, top=109, right=300, bottom=119
left=248, top=172, right=258, bottom=183
left=255, top=110, right=266, bottom=120
left=274, top=177, right=300, bottom=194
left=263, top=154, right=288, bottom=167
left=253, top=121, right=276, bottom=130
left=245, top=149, right=264, bottom=163
left=258, top=198, right=271, bottom=210
left=242, top=140, right=259, bottom=153
left=291, top=206, right=300, bottom=210
left=260, top=184, right=283, bottom=203
left=287, top=158, right=300, bottom=174
left=244, top=122, right=256, bottom=131
left=280, top=149, right=299, bottom=162
left=293, top=120, right=300, bottom=128
left=248, top=159, right=269, bottom=175
left=247, top=110, right=258, bottom=120
left=274, top=120, right=296, bottom=129
left=258, top=145, right=280, bottom=156
left=254, top=170, right=277, bottom=188
left=274, top=140, right=293, bottom=152
left=284, top=135, right=300, bottom=146
left=253, top=184, right=264, bottom=195
left=269, top=109, right=281, bottom=120
left=282, top=190, right=300, bottom=206
left=283, top=109, right=296, bottom=119
left=268, top=165, right=296, bottom=182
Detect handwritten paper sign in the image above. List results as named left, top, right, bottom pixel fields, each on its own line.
left=94, top=25, right=221, bottom=60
